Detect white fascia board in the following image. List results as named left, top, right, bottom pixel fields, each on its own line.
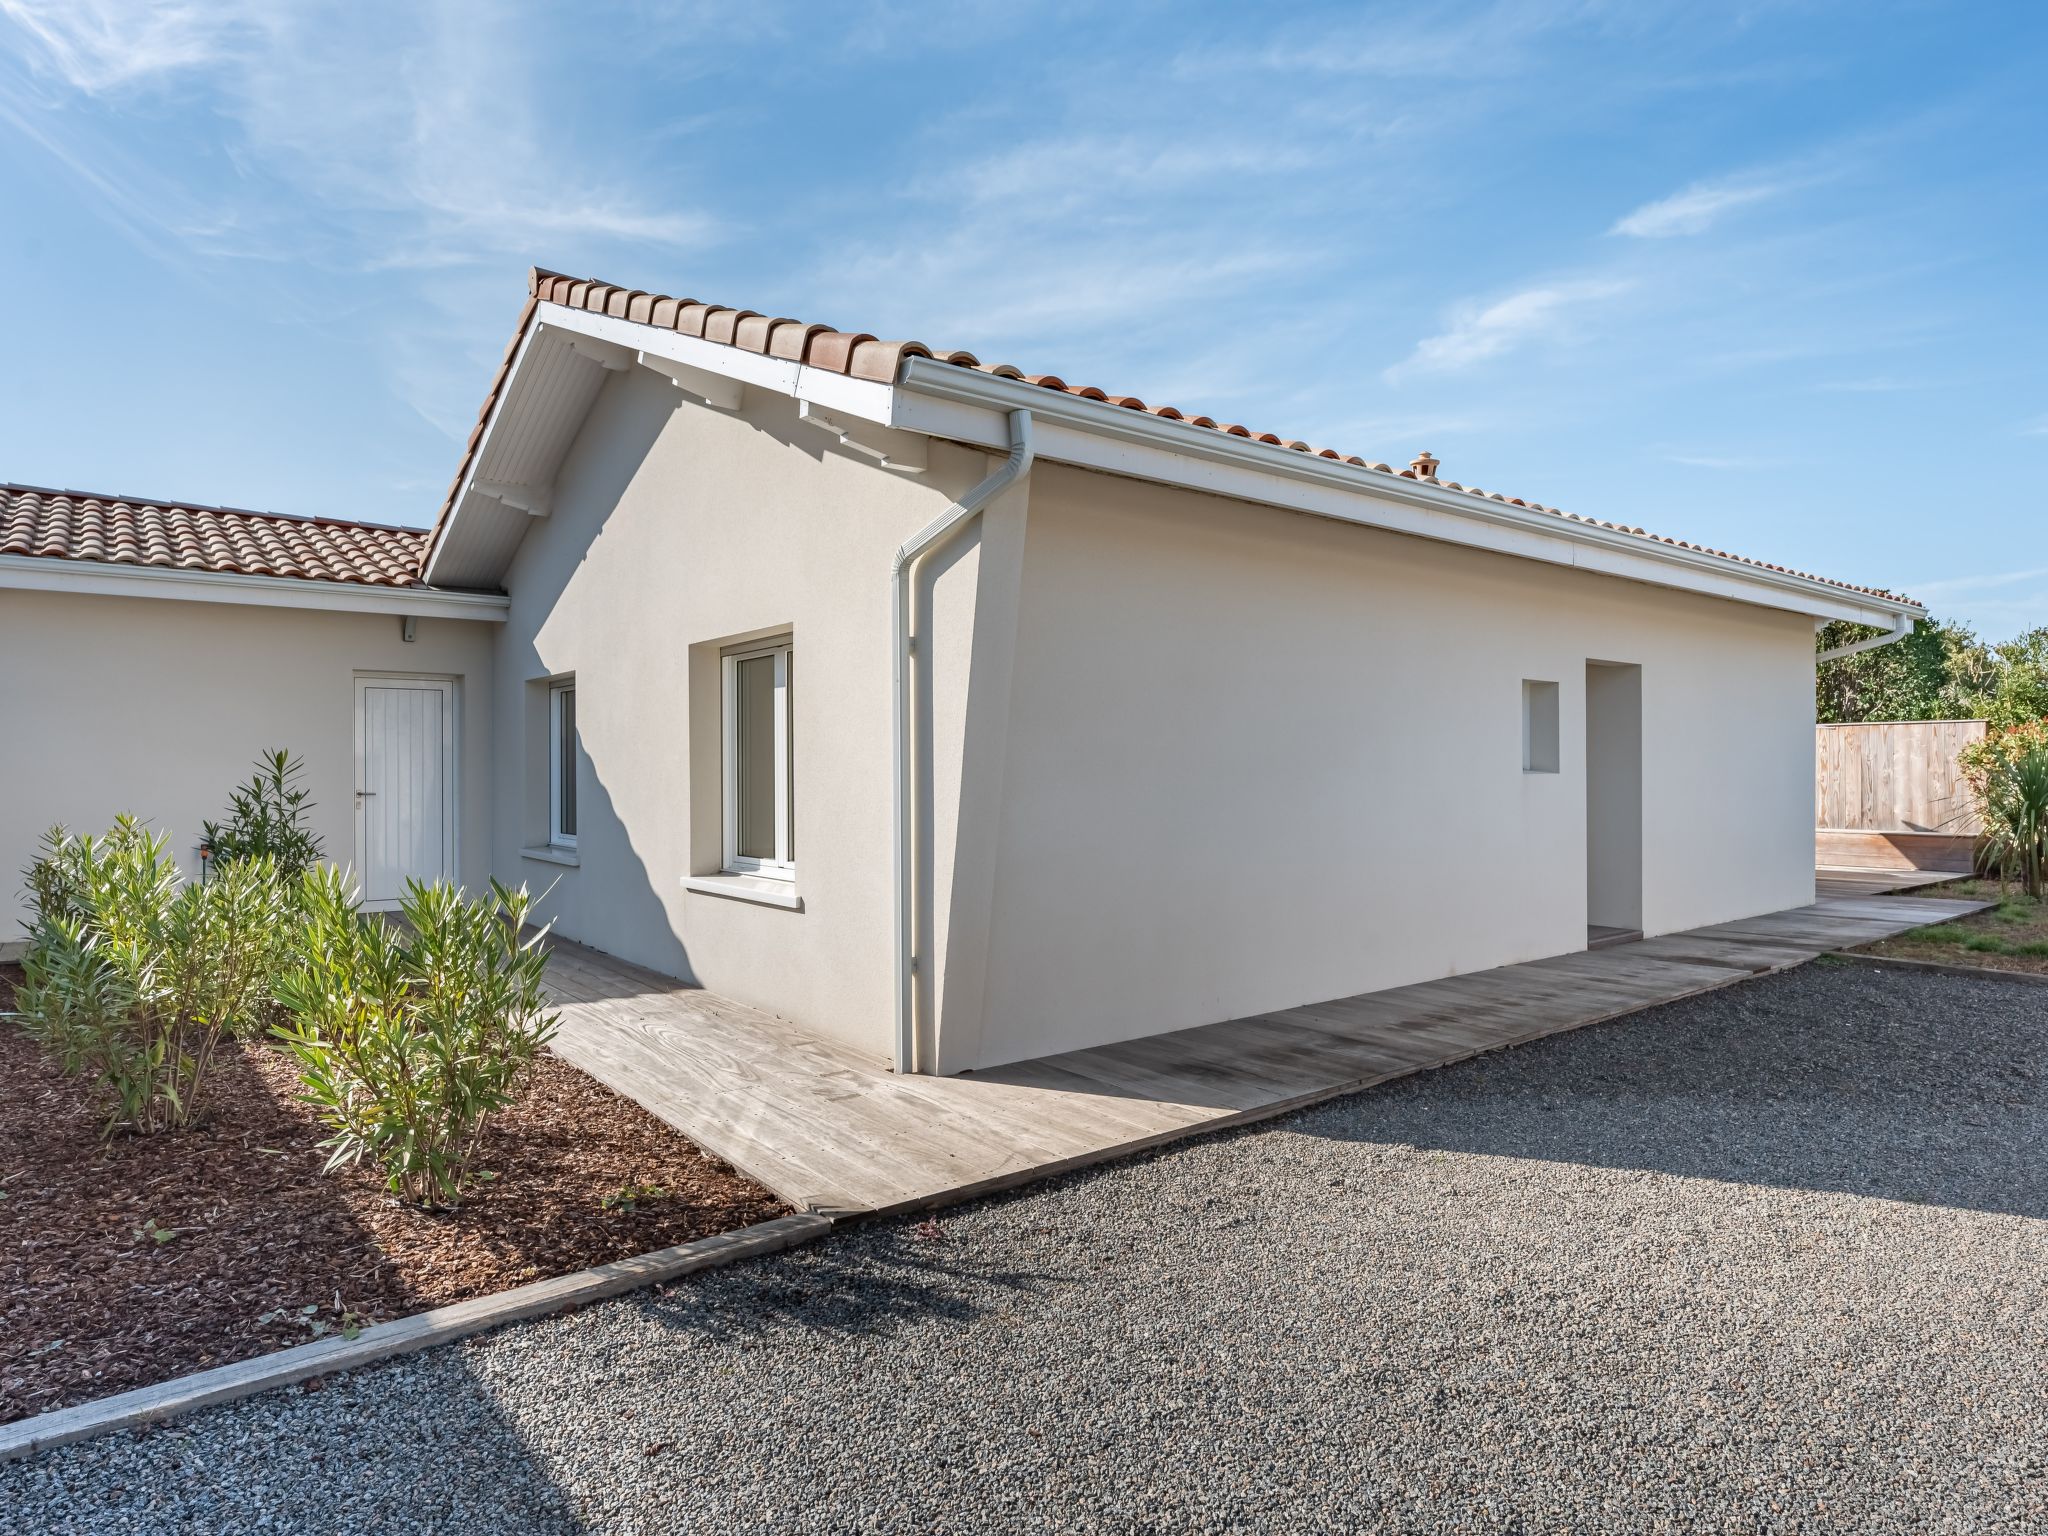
left=0, top=555, right=510, bottom=621
left=532, top=303, right=901, bottom=427
left=894, top=358, right=1921, bottom=628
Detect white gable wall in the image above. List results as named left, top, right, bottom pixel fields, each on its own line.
left=485, top=364, right=1009, bottom=1057
left=942, top=462, right=1816, bottom=1072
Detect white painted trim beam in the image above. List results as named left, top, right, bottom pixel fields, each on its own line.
left=565, top=334, right=635, bottom=371
left=638, top=351, right=744, bottom=410
left=797, top=400, right=927, bottom=472
left=472, top=478, right=552, bottom=517
left=0, top=554, right=509, bottom=620
left=894, top=359, right=1920, bottom=629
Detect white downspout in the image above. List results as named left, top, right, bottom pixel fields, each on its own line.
left=891, top=409, right=1034, bottom=1075
left=1816, top=610, right=1915, bottom=662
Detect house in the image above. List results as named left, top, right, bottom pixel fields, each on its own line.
left=0, top=268, right=1923, bottom=1075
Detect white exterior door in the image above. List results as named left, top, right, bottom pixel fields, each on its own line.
left=354, top=677, right=455, bottom=908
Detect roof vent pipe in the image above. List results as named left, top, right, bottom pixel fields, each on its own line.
left=891, top=409, right=1035, bottom=1074
left=1408, top=451, right=1440, bottom=479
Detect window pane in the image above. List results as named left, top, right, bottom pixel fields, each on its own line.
left=557, top=688, right=577, bottom=836
left=735, top=656, right=776, bottom=860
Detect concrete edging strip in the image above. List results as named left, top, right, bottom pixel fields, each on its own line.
left=1837, top=952, right=2048, bottom=987
left=0, top=1211, right=831, bottom=1464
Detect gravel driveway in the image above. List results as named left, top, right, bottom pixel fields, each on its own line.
left=8, top=961, right=2046, bottom=1534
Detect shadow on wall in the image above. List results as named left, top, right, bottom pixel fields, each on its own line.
left=1283, top=962, right=2048, bottom=1222
left=499, top=367, right=697, bottom=985
left=509, top=378, right=872, bottom=991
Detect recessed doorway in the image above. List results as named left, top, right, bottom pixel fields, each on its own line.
left=1585, top=660, right=1642, bottom=946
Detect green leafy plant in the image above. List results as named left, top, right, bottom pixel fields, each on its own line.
left=16, top=819, right=287, bottom=1135
left=1960, top=720, right=2048, bottom=898
left=273, top=870, right=559, bottom=1208
left=202, top=750, right=325, bottom=884
left=20, top=824, right=93, bottom=936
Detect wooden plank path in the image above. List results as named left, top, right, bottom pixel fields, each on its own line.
left=1815, top=865, right=1963, bottom=900
left=542, top=886, right=1989, bottom=1219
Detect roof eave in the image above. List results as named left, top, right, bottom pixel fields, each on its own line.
left=895, top=357, right=1922, bottom=628
left=0, top=553, right=510, bottom=620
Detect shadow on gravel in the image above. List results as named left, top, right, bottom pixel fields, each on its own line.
left=1289, top=963, right=2048, bottom=1220
left=636, top=1225, right=1073, bottom=1344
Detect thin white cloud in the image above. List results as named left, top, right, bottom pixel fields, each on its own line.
left=0, top=0, right=250, bottom=91
left=2, top=3, right=719, bottom=271
left=1667, top=452, right=1770, bottom=471
left=1611, top=175, right=1788, bottom=238
left=1813, top=375, right=1929, bottom=394
left=1387, top=278, right=1629, bottom=378
left=2023, top=417, right=2048, bottom=438
left=1912, top=567, right=2048, bottom=599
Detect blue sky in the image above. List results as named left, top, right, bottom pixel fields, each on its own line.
left=1, top=1, right=2043, bottom=636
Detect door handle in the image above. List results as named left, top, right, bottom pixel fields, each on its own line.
left=355, top=790, right=376, bottom=797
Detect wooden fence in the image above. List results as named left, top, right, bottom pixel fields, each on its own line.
left=1815, top=719, right=1985, bottom=872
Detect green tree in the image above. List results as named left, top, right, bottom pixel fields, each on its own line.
left=1979, top=627, right=2048, bottom=727
left=1815, top=617, right=1976, bottom=723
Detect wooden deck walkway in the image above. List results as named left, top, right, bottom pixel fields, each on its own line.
left=1815, top=865, right=1965, bottom=899
left=542, top=886, right=1987, bottom=1219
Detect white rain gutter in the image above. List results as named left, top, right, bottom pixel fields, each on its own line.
left=891, top=409, right=1034, bottom=1074
left=1816, top=609, right=1915, bottom=662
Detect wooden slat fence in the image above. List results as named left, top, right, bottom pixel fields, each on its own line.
left=1815, top=720, right=1985, bottom=872
left=1816, top=720, right=1985, bottom=833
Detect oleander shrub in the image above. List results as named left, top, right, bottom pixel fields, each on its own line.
left=273, top=869, right=559, bottom=1208
left=202, top=749, right=325, bottom=885
left=16, top=818, right=288, bottom=1135
left=1961, top=720, right=2048, bottom=899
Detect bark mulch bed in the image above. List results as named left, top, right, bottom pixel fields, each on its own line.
left=0, top=963, right=788, bottom=1424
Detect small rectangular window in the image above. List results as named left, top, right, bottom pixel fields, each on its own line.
left=1522, top=679, right=1559, bottom=774
left=549, top=681, right=578, bottom=845
left=723, top=641, right=793, bottom=878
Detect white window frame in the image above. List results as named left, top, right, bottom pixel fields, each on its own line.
left=548, top=679, right=577, bottom=848
left=722, top=641, right=794, bottom=880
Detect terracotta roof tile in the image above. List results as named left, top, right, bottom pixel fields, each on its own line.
left=0, top=485, right=428, bottom=588
left=420, top=267, right=1919, bottom=608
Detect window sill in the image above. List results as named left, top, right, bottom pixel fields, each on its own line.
left=520, top=844, right=581, bottom=867
left=682, top=873, right=803, bottom=911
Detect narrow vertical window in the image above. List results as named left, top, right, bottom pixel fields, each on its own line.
left=723, top=640, right=793, bottom=878
left=549, top=680, right=578, bottom=845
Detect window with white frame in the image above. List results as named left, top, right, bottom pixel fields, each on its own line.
left=723, top=640, right=793, bottom=878
left=548, top=679, right=578, bottom=846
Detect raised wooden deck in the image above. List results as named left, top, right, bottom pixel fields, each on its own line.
left=542, top=887, right=1988, bottom=1219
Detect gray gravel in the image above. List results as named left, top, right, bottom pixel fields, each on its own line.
left=7, top=961, right=2047, bottom=1534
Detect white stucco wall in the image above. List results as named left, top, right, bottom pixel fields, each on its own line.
left=950, top=463, right=1817, bottom=1071
left=0, top=589, right=495, bottom=939
left=487, top=367, right=1008, bottom=1058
